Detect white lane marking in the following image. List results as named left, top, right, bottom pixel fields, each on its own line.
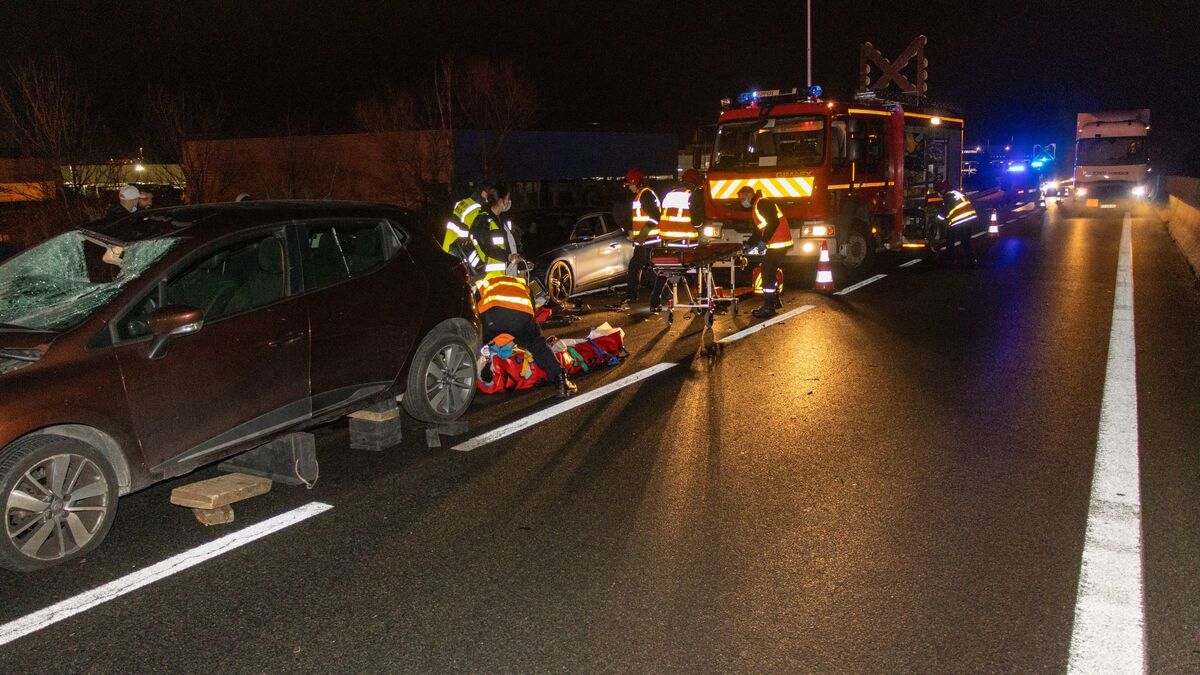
left=833, top=274, right=887, bottom=296
left=453, top=363, right=677, bottom=452
left=0, top=502, right=334, bottom=648
left=717, top=304, right=816, bottom=344
left=1067, top=212, right=1145, bottom=674
left=971, top=231, right=987, bottom=239
left=899, top=259, right=922, bottom=268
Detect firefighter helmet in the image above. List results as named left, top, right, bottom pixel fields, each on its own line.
left=681, top=168, right=703, bottom=187
left=624, top=168, right=645, bottom=187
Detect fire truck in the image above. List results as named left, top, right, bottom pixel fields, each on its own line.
left=703, top=86, right=966, bottom=270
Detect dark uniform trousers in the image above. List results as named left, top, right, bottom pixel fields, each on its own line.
left=481, top=307, right=563, bottom=380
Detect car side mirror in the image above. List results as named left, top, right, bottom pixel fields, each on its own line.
left=145, top=305, right=203, bottom=359
left=572, top=232, right=594, bottom=243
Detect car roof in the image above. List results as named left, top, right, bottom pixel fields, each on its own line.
left=89, top=200, right=412, bottom=244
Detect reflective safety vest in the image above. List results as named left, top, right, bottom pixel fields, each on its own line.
left=475, top=275, right=534, bottom=316
left=630, top=186, right=661, bottom=245
left=752, top=196, right=794, bottom=250
left=443, top=197, right=486, bottom=271
left=659, top=187, right=700, bottom=245
left=940, top=191, right=978, bottom=228
left=478, top=216, right=520, bottom=278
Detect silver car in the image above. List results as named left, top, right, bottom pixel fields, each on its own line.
left=511, top=209, right=633, bottom=306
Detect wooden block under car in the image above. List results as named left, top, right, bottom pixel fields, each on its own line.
left=192, top=504, right=235, bottom=526
left=170, top=473, right=272, bottom=510
left=348, top=406, right=400, bottom=423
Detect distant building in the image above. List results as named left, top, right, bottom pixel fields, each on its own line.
left=183, top=129, right=678, bottom=211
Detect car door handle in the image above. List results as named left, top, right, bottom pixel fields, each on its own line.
left=268, top=331, right=305, bottom=347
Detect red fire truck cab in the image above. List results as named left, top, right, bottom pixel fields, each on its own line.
left=704, top=87, right=965, bottom=270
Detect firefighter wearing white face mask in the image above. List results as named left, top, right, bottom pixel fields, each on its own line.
left=469, top=183, right=522, bottom=280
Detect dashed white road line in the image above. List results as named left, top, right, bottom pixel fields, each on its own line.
left=833, top=274, right=887, bottom=296
left=899, top=259, right=922, bottom=268
left=971, top=230, right=987, bottom=239
left=453, top=363, right=677, bottom=452
left=1067, top=212, right=1145, bottom=674
left=454, top=303, right=819, bottom=451
left=0, top=501, right=334, bottom=648
left=717, top=304, right=816, bottom=344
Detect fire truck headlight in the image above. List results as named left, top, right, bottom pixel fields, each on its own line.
left=702, top=225, right=721, bottom=238
left=801, top=242, right=815, bottom=253
left=811, top=225, right=829, bottom=237
left=1131, top=185, right=1146, bottom=197
left=1076, top=187, right=1088, bottom=197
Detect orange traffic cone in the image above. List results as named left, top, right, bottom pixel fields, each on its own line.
left=815, top=240, right=835, bottom=292
left=988, top=209, right=1000, bottom=237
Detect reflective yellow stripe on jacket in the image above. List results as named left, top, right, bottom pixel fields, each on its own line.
left=659, top=188, right=699, bottom=241
left=476, top=275, right=534, bottom=316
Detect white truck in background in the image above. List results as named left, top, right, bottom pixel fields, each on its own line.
left=1073, top=110, right=1151, bottom=207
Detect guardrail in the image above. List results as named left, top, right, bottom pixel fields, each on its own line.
left=1168, top=176, right=1200, bottom=210
left=1165, top=176, right=1200, bottom=278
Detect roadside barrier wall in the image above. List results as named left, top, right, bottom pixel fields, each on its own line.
left=1165, top=176, right=1200, bottom=279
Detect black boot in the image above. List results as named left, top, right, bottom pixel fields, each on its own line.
left=751, top=299, right=777, bottom=318
left=557, top=372, right=578, bottom=398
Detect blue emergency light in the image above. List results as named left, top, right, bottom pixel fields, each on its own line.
left=807, top=85, right=823, bottom=99
left=1007, top=163, right=1027, bottom=173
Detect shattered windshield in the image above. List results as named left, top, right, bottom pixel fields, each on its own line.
left=0, top=231, right=179, bottom=332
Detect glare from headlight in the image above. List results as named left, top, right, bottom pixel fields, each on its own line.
left=702, top=225, right=719, bottom=238
left=1131, top=185, right=1146, bottom=197
left=801, top=242, right=814, bottom=253
left=1076, top=187, right=1088, bottom=196
left=811, top=225, right=828, bottom=237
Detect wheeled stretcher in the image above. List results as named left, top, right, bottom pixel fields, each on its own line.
left=648, top=242, right=748, bottom=327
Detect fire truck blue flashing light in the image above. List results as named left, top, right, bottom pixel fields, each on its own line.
left=1031, top=160, right=1045, bottom=169
left=737, top=91, right=758, bottom=106
left=1007, top=163, right=1027, bottom=173
left=807, top=85, right=823, bottom=99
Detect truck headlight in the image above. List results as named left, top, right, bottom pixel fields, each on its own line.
left=801, top=224, right=830, bottom=237
left=702, top=224, right=721, bottom=238
left=1131, top=185, right=1146, bottom=197
left=1075, top=187, right=1088, bottom=196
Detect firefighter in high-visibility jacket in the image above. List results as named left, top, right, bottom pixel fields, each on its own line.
left=442, top=194, right=486, bottom=276
left=659, top=169, right=706, bottom=247
left=935, top=180, right=978, bottom=267
left=469, top=184, right=522, bottom=279
left=738, top=186, right=794, bottom=318
left=476, top=275, right=577, bottom=397
left=610, top=168, right=665, bottom=311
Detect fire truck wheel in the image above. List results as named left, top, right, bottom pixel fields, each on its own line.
left=839, top=224, right=876, bottom=273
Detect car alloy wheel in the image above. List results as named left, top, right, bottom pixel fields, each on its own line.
left=425, top=343, right=475, bottom=417
left=5, top=452, right=111, bottom=564
left=547, top=261, right=573, bottom=306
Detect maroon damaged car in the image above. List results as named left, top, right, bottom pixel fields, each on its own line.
left=0, top=201, right=479, bottom=571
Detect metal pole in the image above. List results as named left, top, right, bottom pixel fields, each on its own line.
left=806, top=0, right=812, bottom=87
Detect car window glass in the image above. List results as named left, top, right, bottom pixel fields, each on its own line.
left=573, top=217, right=599, bottom=239
left=302, top=220, right=394, bottom=292
left=118, top=233, right=286, bottom=340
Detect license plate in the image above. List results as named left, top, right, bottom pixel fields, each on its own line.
left=1086, top=199, right=1099, bottom=207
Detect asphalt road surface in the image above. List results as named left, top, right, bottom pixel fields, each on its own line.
left=1, top=201, right=1197, bottom=673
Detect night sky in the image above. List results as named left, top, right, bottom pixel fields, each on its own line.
left=3, top=0, right=1198, bottom=173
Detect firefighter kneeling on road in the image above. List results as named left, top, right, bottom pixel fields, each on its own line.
left=935, top=180, right=978, bottom=267
left=477, top=274, right=578, bottom=398
left=738, top=186, right=793, bottom=318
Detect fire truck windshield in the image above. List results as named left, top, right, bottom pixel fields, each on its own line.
left=713, top=116, right=826, bottom=171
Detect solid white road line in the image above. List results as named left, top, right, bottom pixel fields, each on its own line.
left=971, top=231, right=987, bottom=239
left=452, top=362, right=677, bottom=452
left=0, top=501, right=334, bottom=648
left=833, top=274, right=887, bottom=296
left=717, top=304, right=816, bottom=344
left=1067, top=212, right=1145, bottom=674
left=899, top=259, right=922, bottom=268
